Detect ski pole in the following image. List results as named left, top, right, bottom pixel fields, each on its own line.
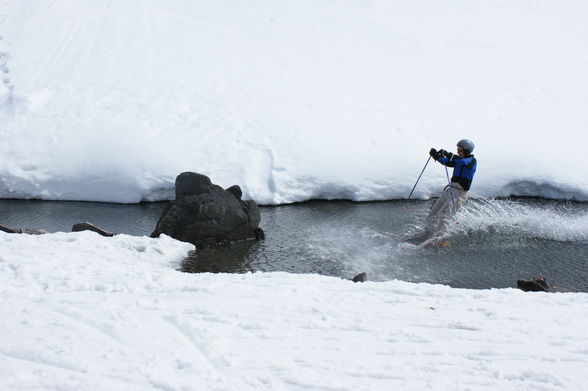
left=408, top=155, right=432, bottom=199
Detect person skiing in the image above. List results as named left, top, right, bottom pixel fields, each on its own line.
left=410, top=139, right=477, bottom=242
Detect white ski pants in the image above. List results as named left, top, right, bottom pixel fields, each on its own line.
left=425, top=183, right=468, bottom=233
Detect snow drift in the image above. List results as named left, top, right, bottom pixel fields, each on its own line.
left=1, top=1, right=587, bottom=204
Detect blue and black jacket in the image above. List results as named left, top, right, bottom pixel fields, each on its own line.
left=435, top=150, right=477, bottom=191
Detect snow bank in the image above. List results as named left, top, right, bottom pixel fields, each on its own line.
left=1, top=1, right=587, bottom=203
left=1, top=231, right=587, bottom=390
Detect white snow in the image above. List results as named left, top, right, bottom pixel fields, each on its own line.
left=2, top=2, right=588, bottom=389
left=1, top=0, right=587, bottom=204
left=1, top=231, right=587, bottom=390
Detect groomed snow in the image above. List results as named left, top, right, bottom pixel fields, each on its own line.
left=1, top=231, right=587, bottom=390
left=1, top=1, right=588, bottom=204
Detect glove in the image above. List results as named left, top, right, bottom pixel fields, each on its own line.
left=439, top=149, right=451, bottom=158
left=429, top=148, right=438, bottom=158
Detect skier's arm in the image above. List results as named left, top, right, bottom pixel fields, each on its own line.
left=436, top=149, right=456, bottom=167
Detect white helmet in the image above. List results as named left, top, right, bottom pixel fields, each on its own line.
left=457, top=139, right=475, bottom=154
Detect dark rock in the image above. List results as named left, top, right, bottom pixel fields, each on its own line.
left=175, top=172, right=213, bottom=197
left=352, top=272, right=368, bottom=283
left=517, top=277, right=550, bottom=292
left=0, top=224, right=46, bottom=235
left=151, top=172, right=263, bottom=248
left=226, top=185, right=243, bottom=200
left=0, top=224, right=18, bottom=234
left=254, top=227, right=265, bottom=240
left=72, top=222, right=116, bottom=237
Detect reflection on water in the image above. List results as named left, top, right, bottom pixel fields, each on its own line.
left=1, top=198, right=588, bottom=291
left=182, top=241, right=259, bottom=274
left=0, top=199, right=168, bottom=236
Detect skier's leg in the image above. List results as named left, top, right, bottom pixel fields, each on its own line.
left=407, top=187, right=453, bottom=241
left=435, top=185, right=467, bottom=232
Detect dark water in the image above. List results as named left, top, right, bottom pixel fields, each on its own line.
left=1, top=198, right=587, bottom=291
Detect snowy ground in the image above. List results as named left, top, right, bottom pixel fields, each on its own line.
left=1, top=231, right=587, bottom=390
left=2, top=2, right=588, bottom=389
left=1, top=0, right=588, bottom=203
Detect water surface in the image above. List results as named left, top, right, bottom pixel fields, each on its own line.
left=1, top=198, right=587, bottom=291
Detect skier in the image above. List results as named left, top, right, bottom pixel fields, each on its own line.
left=409, top=139, right=477, bottom=242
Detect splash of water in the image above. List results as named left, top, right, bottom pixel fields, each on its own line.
left=454, top=198, right=588, bottom=242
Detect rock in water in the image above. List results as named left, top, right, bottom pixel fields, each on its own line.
left=517, top=277, right=550, bottom=292
left=151, top=172, right=263, bottom=248
left=72, top=222, right=116, bottom=237
left=0, top=224, right=18, bottom=234
left=0, top=224, right=46, bottom=235
left=352, top=272, right=368, bottom=283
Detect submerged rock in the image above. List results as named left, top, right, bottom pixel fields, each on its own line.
left=517, top=277, right=550, bottom=292
left=72, top=222, right=116, bottom=237
left=151, top=172, right=263, bottom=248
